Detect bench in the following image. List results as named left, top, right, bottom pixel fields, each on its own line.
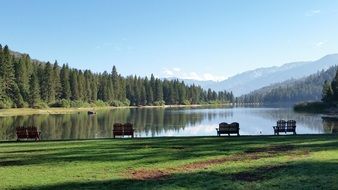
left=16, top=126, right=41, bottom=141
left=113, top=123, right=134, bottom=138
left=216, top=122, right=240, bottom=136
left=273, top=120, right=296, bottom=135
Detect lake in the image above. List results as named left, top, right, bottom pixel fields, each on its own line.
left=0, top=106, right=337, bottom=141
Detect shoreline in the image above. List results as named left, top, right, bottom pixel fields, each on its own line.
left=0, top=104, right=232, bottom=117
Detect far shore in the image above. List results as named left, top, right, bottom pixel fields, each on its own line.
left=0, top=104, right=232, bottom=117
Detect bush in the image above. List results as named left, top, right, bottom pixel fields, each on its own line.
left=110, top=100, right=124, bottom=107
left=91, top=100, right=108, bottom=107
left=70, top=100, right=90, bottom=108
left=153, top=100, right=165, bottom=106
left=50, top=99, right=71, bottom=108
left=122, top=99, right=130, bottom=106
left=0, top=97, right=14, bottom=109
left=109, top=99, right=131, bottom=107
left=182, top=100, right=191, bottom=105
left=33, top=102, right=49, bottom=109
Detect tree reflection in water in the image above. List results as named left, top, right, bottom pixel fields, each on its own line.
left=0, top=107, right=335, bottom=141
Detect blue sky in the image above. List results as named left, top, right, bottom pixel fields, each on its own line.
left=1, top=0, right=338, bottom=81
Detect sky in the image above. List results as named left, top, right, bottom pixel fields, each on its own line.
left=1, top=0, right=338, bottom=81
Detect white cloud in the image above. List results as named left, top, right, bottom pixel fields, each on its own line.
left=162, top=67, right=226, bottom=81
left=314, top=41, right=326, bottom=48
left=306, top=9, right=321, bottom=16
left=315, top=41, right=324, bottom=47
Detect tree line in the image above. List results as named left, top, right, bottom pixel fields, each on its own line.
left=0, top=44, right=234, bottom=108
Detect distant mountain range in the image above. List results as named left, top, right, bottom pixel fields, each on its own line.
left=180, top=54, right=338, bottom=96
left=238, top=66, right=338, bottom=103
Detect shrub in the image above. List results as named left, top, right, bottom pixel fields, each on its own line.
left=0, top=97, right=14, bottom=109
left=183, top=100, right=191, bottom=105
left=50, top=99, right=71, bottom=108
left=70, top=100, right=90, bottom=108
left=153, top=100, right=165, bottom=106
left=92, top=100, right=108, bottom=107
left=33, top=102, right=49, bottom=109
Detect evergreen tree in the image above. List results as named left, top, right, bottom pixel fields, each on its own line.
left=70, top=70, right=80, bottom=100
left=53, top=61, right=62, bottom=101
left=28, top=73, right=40, bottom=107
left=14, top=58, right=29, bottom=101
left=322, top=80, right=333, bottom=102
left=41, top=62, right=55, bottom=103
left=0, top=45, right=16, bottom=97
left=60, top=64, right=71, bottom=99
left=154, top=79, right=163, bottom=102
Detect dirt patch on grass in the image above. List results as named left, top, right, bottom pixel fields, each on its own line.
left=127, top=145, right=308, bottom=180
left=231, top=165, right=287, bottom=182
left=244, top=145, right=294, bottom=154
left=130, top=169, right=172, bottom=180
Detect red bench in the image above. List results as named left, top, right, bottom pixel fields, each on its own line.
left=16, top=126, right=41, bottom=141
left=113, top=123, right=134, bottom=138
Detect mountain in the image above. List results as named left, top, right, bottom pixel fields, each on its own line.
left=181, top=54, right=338, bottom=96
left=237, top=66, right=338, bottom=103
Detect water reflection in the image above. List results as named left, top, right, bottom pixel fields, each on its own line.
left=0, top=107, right=336, bottom=141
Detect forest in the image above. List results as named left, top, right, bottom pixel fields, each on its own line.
left=0, top=44, right=234, bottom=109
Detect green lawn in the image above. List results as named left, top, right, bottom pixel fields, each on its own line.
left=0, top=135, right=337, bottom=190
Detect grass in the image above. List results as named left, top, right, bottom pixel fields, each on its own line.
left=0, top=135, right=337, bottom=190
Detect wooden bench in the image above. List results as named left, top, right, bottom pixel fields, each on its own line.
left=113, top=123, right=134, bottom=138
left=216, top=122, right=240, bottom=136
left=16, top=126, right=41, bottom=141
left=273, top=120, right=296, bottom=135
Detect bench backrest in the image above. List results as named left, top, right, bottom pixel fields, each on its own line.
left=16, top=127, right=27, bottom=138
left=219, top=122, right=239, bottom=132
left=113, top=123, right=124, bottom=131
left=287, top=120, right=296, bottom=128
left=124, top=123, right=133, bottom=131
left=27, top=126, right=39, bottom=138
left=277, top=120, right=286, bottom=127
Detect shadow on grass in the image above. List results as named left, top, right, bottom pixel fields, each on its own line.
left=0, top=135, right=338, bottom=168
left=16, top=161, right=338, bottom=190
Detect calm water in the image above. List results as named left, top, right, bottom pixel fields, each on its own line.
left=0, top=106, right=337, bottom=141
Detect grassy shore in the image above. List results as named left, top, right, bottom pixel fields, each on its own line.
left=0, top=104, right=231, bottom=117
left=0, top=107, right=113, bottom=117
left=0, top=135, right=337, bottom=189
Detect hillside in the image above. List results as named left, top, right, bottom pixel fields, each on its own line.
left=238, top=66, right=338, bottom=104
left=183, top=54, right=338, bottom=96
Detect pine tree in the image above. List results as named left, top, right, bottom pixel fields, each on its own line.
left=111, top=66, right=119, bottom=100
left=331, top=69, right=338, bottom=101
left=322, top=80, right=333, bottom=102
left=53, top=61, right=62, bottom=101
left=70, top=70, right=80, bottom=100
left=28, top=73, right=40, bottom=107
left=60, top=64, right=71, bottom=99
left=14, top=57, right=29, bottom=101
left=41, top=62, right=55, bottom=103
left=154, top=79, right=163, bottom=102
left=0, top=45, right=16, bottom=97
